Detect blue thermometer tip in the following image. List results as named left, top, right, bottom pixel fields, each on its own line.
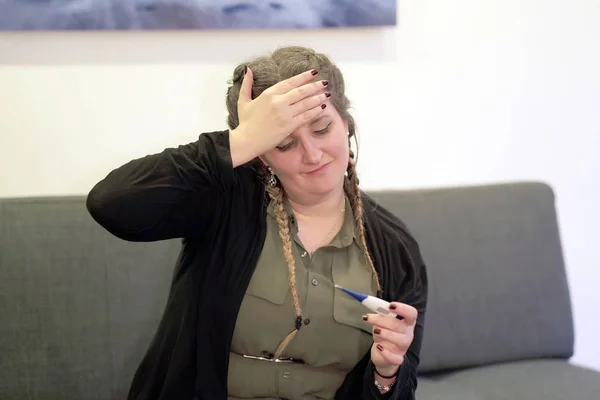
left=335, top=284, right=403, bottom=320
left=334, top=284, right=368, bottom=302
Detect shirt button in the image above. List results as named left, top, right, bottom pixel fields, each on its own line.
left=304, top=318, right=311, bottom=325
left=311, top=278, right=318, bottom=286
left=283, top=372, right=291, bottom=379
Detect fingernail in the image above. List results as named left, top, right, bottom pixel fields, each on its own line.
left=311, top=69, right=318, bottom=75
left=362, top=315, right=368, bottom=321
left=322, top=80, right=329, bottom=86
left=389, top=304, right=397, bottom=310
left=321, top=104, right=327, bottom=109
left=325, top=92, right=331, bottom=98
left=377, top=344, right=384, bottom=352
left=244, top=65, right=248, bottom=75
left=374, top=328, right=381, bottom=334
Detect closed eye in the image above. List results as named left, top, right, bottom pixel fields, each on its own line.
left=275, top=122, right=332, bottom=151
left=314, top=122, right=331, bottom=135
left=276, top=141, right=295, bottom=151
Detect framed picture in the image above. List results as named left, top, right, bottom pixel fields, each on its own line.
left=0, top=0, right=397, bottom=31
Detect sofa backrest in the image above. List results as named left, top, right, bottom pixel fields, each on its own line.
left=0, top=197, right=179, bottom=400
left=368, top=181, right=574, bottom=373
left=0, top=181, right=575, bottom=399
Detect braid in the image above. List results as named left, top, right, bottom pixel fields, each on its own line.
left=265, top=183, right=303, bottom=358
left=345, top=149, right=382, bottom=295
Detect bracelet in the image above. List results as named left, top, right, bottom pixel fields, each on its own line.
left=374, top=377, right=397, bottom=392
left=374, top=366, right=398, bottom=379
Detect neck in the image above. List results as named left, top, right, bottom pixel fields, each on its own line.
left=286, top=185, right=345, bottom=220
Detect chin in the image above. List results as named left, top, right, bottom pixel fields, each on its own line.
left=303, top=172, right=345, bottom=195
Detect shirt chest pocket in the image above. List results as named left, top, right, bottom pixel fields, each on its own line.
left=332, top=286, right=373, bottom=334
left=243, top=228, right=291, bottom=306
left=332, top=248, right=379, bottom=335
left=327, top=256, right=378, bottom=366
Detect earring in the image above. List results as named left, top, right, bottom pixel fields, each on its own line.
left=267, top=166, right=277, bottom=187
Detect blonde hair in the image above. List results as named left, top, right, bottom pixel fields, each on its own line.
left=226, top=46, right=381, bottom=356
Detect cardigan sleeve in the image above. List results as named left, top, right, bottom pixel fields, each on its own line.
left=369, top=242, right=428, bottom=400
left=87, top=130, right=237, bottom=242
left=362, top=350, right=416, bottom=399
left=359, top=203, right=429, bottom=400
left=361, top=280, right=426, bottom=400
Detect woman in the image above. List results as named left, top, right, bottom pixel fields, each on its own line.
left=87, top=46, right=428, bottom=400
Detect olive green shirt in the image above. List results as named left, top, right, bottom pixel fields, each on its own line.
left=228, top=196, right=379, bottom=400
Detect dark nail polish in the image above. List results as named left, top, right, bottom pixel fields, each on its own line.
left=377, top=344, right=384, bottom=351
left=389, top=304, right=397, bottom=310
left=321, top=104, right=327, bottom=109
left=311, top=69, right=318, bottom=75
left=362, top=315, right=368, bottom=321
left=244, top=65, right=248, bottom=75
left=325, top=92, right=331, bottom=98
left=374, top=328, right=381, bottom=334
left=322, top=80, right=329, bottom=86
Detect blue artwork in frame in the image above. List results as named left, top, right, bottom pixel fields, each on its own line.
left=0, top=0, right=397, bottom=31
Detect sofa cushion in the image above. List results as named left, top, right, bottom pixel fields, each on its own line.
left=430, top=359, right=600, bottom=400
left=368, top=182, right=574, bottom=373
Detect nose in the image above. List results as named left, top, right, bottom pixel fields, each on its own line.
left=300, top=136, right=323, bottom=164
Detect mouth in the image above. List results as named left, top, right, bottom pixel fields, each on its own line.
left=306, top=162, right=331, bottom=175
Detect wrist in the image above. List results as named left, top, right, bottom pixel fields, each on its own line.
left=373, top=366, right=398, bottom=394
left=229, top=127, right=258, bottom=168
left=374, top=364, right=400, bottom=379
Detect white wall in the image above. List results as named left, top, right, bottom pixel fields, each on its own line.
left=1, top=0, right=598, bottom=371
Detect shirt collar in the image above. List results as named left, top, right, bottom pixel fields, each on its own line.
left=266, top=195, right=357, bottom=248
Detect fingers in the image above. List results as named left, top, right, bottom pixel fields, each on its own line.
left=363, top=313, right=408, bottom=333
left=270, top=68, right=320, bottom=96
left=289, top=90, right=331, bottom=118
left=375, top=343, right=405, bottom=366
left=283, top=79, right=330, bottom=106
left=388, top=302, right=418, bottom=324
left=237, top=66, right=254, bottom=105
left=373, top=326, right=413, bottom=350
left=291, top=102, right=328, bottom=126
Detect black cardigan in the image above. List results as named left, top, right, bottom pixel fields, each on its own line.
left=86, top=130, right=428, bottom=400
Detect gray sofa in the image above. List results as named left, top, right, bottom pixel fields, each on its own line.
left=1, top=181, right=599, bottom=399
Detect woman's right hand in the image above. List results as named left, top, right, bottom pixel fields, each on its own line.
left=229, top=67, right=331, bottom=167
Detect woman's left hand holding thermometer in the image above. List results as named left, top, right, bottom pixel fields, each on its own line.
left=365, top=300, right=418, bottom=377
left=334, top=285, right=418, bottom=377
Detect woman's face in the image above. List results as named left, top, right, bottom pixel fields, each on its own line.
left=261, top=101, right=349, bottom=200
